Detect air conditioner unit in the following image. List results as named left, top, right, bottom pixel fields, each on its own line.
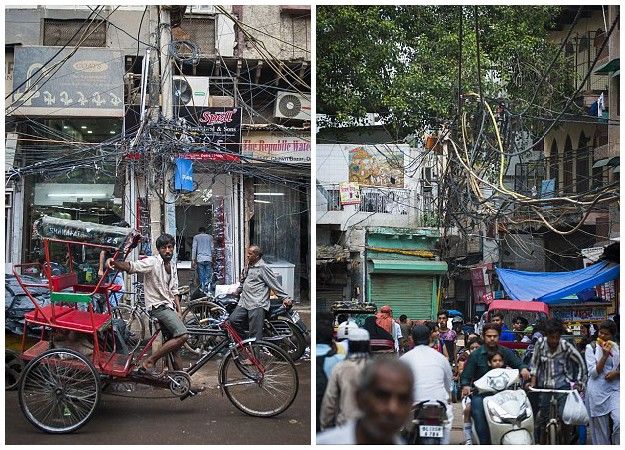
left=172, top=76, right=210, bottom=108
left=274, top=91, right=311, bottom=121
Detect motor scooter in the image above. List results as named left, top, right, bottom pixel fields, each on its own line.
left=472, top=368, right=534, bottom=445
left=210, top=292, right=309, bottom=360
left=405, top=400, right=448, bottom=444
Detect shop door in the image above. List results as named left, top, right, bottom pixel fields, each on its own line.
left=370, top=274, right=434, bottom=320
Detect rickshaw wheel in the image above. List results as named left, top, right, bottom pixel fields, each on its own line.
left=6, top=349, right=24, bottom=390
left=19, top=348, right=100, bottom=434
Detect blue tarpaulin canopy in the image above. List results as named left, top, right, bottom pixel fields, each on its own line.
left=496, top=261, right=620, bottom=305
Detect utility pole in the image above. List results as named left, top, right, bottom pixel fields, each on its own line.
left=148, top=5, right=162, bottom=248
left=160, top=6, right=177, bottom=239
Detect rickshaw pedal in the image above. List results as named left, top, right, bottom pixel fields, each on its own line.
left=180, top=390, right=197, bottom=401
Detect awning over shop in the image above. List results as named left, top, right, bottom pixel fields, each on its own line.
left=369, top=258, right=448, bottom=274
left=592, top=156, right=619, bottom=169
left=594, top=57, right=620, bottom=75
left=496, top=261, right=620, bottom=304
left=316, top=245, right=351, bottom=264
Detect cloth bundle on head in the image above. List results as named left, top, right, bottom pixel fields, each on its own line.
left=363, top=315, right=394, bottom=341
left=376, top=305, right=394, bottom=334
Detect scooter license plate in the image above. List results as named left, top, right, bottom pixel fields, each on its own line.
left=419, top=425, right=443, bottom=438
left=290, top=311, right=300, bottom=322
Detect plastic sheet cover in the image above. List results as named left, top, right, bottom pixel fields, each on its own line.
left=496, top=261, right=620, bottom=304
left=34, top=216, right=140, bottom=250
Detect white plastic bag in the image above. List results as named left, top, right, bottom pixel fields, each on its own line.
left=562, top=390, right=589, bottom=425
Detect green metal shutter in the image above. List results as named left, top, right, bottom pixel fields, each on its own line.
left=370, top=274, right=433, bottom=320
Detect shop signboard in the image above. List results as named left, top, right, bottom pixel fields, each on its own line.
left=473, top=285, right=493, bottom=304
left=10, top=46, right=124, bottom=117
left=177, top=106, right=242, bottom=152
left=581, top=246, right=605, bottom=266
left=551, top=305, right=609, bottom=323
left=339, top=182, right=361, bottom=205
left=242, top=132, right=310, bottom=163
left=174, top=158, right=194, bottom=192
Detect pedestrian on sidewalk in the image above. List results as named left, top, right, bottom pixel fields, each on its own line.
left=191, top=226, right=213, bottom=293
left=585, top=319, right=620, bottom=445
left=319, top=328, right=371, bottom=430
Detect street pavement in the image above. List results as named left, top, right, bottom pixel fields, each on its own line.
left=5, top=308, right=312, bottom=445
left=5, top=356, right=311, bottom=445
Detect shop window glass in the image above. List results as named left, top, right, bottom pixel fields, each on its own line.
left=251, top=179, right=306, bottom=300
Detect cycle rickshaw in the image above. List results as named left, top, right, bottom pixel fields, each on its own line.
left=12, top=216, right=298, bottom=434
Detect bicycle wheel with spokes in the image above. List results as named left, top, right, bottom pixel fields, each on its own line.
left=220, top=340, right=298, bottom=417
left=19, top=349, right=100, bottom=433
left=113, top=304, right=146, bottom=352
left=182, top=301, right=228, bottom=356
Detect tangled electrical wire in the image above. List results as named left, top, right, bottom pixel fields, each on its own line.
left=168, top=40, right=200, bottom=65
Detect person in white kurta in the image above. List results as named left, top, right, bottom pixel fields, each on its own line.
left=400, top=324, right=454, bottom=445
left=585, top=320, right=620, bottom=445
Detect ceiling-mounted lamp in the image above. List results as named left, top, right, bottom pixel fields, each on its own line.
left=254, top=199, right=271, bottom=204
left=48, top=193, right=107, bottom=198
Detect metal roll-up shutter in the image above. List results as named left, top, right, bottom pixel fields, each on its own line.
left=370, top=274, right=433, bottom=320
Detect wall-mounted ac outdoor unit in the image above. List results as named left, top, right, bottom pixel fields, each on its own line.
left=173, top=76, right=210, bottom=108
left=274, top=91, right=311, bottom=121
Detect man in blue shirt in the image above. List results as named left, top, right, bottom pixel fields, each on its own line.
left=191, top=227, right=213, bottom=292
left=492, top=312, right=515, bottom=341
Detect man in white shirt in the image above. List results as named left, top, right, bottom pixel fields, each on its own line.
left=400, top=324, right=454, bottom=444
left=107, top=233, right=187, bottom=372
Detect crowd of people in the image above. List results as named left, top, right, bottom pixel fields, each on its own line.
left=316, top=305, right=620, bottom=445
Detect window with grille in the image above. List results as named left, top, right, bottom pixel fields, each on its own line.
left=325, top=189, right=342, bottom=211
left=181, top=17, right=216, bottom=55
left=562, top=136, right=574, bottom=194
left=43, top=19, right=107, bottom=47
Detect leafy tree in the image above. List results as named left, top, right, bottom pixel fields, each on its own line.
left=317, top=5, right=569, bottom=137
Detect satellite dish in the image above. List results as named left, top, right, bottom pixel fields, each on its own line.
left=173, top=78, right=193, bottom=106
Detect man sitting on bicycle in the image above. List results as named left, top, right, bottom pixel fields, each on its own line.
left=230, top=245, right=292, bottom=342
left=107, top=233, right=188, bottom=373
left=529, top=318, right=587, bottom=444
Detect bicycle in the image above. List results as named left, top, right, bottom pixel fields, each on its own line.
left=111, top=282, right=150, bottom=352
left=528, top=386, right=576, bottom=445
left=18, top=313, right=299, bottom=433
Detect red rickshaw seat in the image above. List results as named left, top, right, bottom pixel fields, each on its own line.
left=49, top=273, right=79, bottom=292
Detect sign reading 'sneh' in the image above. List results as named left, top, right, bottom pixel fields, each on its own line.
left=9, top=46, right=124, bottom=117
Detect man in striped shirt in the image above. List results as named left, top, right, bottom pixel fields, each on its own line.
left=529, top=318, right=587, bottom=444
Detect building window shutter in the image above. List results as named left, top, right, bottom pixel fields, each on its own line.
left=43, top=19, right=107, bottom=47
